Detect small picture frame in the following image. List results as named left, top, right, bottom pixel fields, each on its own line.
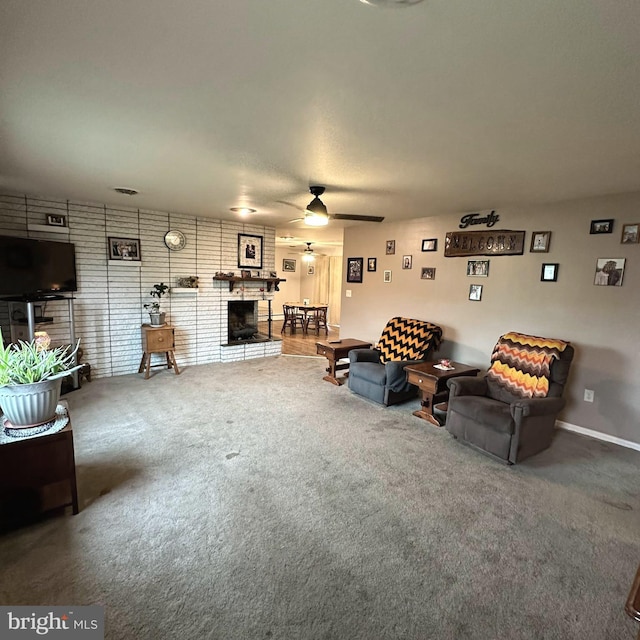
left=466, top=260, right=489, bottom=277
left=307, top=265, right=315, bottom=275
left=469, top=284, right=483, bottom=301
left=367, top=257, right=377, bottom=272
left=383, top=270, right=392, bottom=283
left=590, top=219, right=614, bottom=234
left=240, top=270, right=252, bottom=278
left=402, top=255, right=412, bottom=269
left=46, top=214, right=67, bottom=227
left=386, top=240, right=396, bottom=255
left=238, top=233, right=263, bottom=269
left=621, top=223, right=639, bottom=244
left=594, top=258, right=625, bottom=286
left=269, top=271, right=278, bottom=278
left=421, top=267, right=436, bottom=280
left=282, top=259, right=296, bottom=272
left=421, top=238, right=437, bottom=252
left=541, top=263, right=559, bottom=282
left=347, top=257, right=364, bottom=283
left=530, top=231, right=551, bottom=253
left=108, top=237, right=141, bottom=261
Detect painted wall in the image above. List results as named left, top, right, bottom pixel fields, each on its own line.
left=340, top=191, right=640, bottom=446
left=0, top=194, right=278, bottom=376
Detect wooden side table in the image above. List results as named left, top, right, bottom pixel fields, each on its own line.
left=404, top=361, right=481, bottom=426
left=0, top=412, right=79, bottom=529
left=139, top=324, right=180, bottom=379
left=316, top=338, right=372, bottom=385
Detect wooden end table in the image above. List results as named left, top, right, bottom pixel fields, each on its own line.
left=404, top=361, right=480, bottom=426
left=0, top=409, right=79, bottom=528
left=316, top=338, right=372, bottom=385
left=139, top=324, right=180, bottom=379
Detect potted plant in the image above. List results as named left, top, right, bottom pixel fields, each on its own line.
left=144, top=282, right=169, bottom=327
left=0, top=340, right=82, bottom=428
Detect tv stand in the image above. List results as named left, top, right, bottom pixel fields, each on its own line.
left=6, top=296, right=79, bottom=390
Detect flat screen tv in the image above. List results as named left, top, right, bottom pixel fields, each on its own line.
left=0, top=235, right=78, bottom=299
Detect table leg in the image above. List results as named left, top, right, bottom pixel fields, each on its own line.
left=412, top=391, right=442, bottom=426
left=144, top=353, right=152, bottom=379
left=138, top=353, right=147, bottom=373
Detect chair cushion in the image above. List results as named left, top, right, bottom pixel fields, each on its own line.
left=376, top=317, right=443, bottom=364
left=449, top=396, right=514, bottom=434
left=485, top=332, right=569, bottom=399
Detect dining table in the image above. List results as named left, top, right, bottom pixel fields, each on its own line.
left=285, top=302, right=328, bottom=334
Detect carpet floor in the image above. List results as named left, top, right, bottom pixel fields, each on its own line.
left=0, top=355, right=638, bottom=639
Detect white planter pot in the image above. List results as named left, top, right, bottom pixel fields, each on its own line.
left=0, top=378, right=62, bottom=428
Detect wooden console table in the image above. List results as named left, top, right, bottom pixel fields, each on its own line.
left=0, top=411, right=79, bottom=529
left=139, top=324, right=180, bottom=379
left=316, top=338, right=372, bottom=385
left=404, top=361, right=480, bottom=426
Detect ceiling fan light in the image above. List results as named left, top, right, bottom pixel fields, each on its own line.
left=302, top=252, right=315, bottom=262
left=304, top=212, right=329, bottom=226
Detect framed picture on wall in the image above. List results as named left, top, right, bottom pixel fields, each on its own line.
left=347, top=257, right=363, bottom=283
left=469, top=284, right=483, bottom=301
left=238, top=233, right=263, bottom=269
left=466, top=260, right=489, bottom=276
left=282, top=259, right=296, bottom=272
left=383, top=270, right=392, bottom=283
left=594, top=258, right=624, bottom=286
left=421, top=238, right=437, bottom=252
left=386, top=240, right=395, bottom=255
left=421, top=267, right=436, bottom=280
left=530, top=231, right=551, bottom=253
left=541, top=263, right=559, bottom=282
left=108, top=237, right=141, bottom=261
left=590, top=219, right=614, bottom=234
left=307, top=265, right=315, bottom=275
left=402, top=255, right=412, bottom=269
left=367, top=258, right=377, bottom=272
left=621, top=223, right=639, bottom=244
left=46, top=214, right=67, bottom=227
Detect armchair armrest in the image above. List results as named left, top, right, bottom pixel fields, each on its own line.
left=511, top=396, right=566, bottom=419
left=385, top=359, right=423, bottom=392
left=447, top=376, right=488, bottom=398
left=349, top=348, right=381, bottom=364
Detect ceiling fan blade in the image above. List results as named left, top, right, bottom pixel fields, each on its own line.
left=277, top=200, right=305, bottom=212
left=332, top=214, right=385, bottom=223
left=288, top=217, right=304, bottom=223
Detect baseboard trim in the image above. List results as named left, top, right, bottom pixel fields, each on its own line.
left=556, top=420, right=640, bottom=452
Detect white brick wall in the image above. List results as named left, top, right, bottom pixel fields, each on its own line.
left=0, top=193, right=281, bottom=375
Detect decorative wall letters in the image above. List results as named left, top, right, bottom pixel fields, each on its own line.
left=444, top=230, right=525, bottom=257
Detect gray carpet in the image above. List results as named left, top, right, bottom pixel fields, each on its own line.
left=0, top=356, right=638, bottom=640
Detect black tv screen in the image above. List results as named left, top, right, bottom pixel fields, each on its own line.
left=0, top=235, right=78, bottom=299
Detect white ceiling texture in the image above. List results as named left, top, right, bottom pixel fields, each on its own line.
left=1, top=0, right=640, bottom=250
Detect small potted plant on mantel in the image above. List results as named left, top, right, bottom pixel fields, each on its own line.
left=144, top=282, right=169, bottom=327
left=0, top=340, right=82, bottom=428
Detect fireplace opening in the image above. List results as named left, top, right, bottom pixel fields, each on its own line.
left=228, top=301, right=262, bottom=344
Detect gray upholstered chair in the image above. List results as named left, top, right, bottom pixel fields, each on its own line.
left=446, top=332, right=574, bottom=464
left=348, top=317, right=443, bottom=406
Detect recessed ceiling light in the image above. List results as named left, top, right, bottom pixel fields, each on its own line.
left=230, top=207, right=257, bottom=215
left=113, top=187, right=139, bottom=196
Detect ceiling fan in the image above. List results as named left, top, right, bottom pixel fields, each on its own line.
left=286, top=186, right=385, bottom=226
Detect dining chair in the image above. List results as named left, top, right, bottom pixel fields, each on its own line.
left=305, top=305, right=328, bottom=336
left=281, top=305, right=305, bottom=334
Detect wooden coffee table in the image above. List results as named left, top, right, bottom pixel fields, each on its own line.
left=404, top=361, right=481, bottom=426
left=316, top=338, right=372, bottom=385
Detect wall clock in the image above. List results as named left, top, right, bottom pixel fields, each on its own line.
left=164, top=230, right=186, bottom=251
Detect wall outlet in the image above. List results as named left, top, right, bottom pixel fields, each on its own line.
left=345, top=290, right=352, bottom=298
left=584, top=389, right=594, bottom=402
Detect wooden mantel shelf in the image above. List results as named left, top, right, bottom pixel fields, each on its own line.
left=212, top=276, right=286, bottom=292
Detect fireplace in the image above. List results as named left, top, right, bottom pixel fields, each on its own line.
left=227, top=301, right=260, bottom=344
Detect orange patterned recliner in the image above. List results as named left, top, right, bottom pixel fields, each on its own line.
left=446, top=332, right=574, bottom=464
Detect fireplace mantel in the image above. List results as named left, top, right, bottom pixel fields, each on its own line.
left=212, top=276, right=286, bottom=292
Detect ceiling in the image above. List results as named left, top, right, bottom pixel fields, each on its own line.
left=1, top=0, right=640, bottom=252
